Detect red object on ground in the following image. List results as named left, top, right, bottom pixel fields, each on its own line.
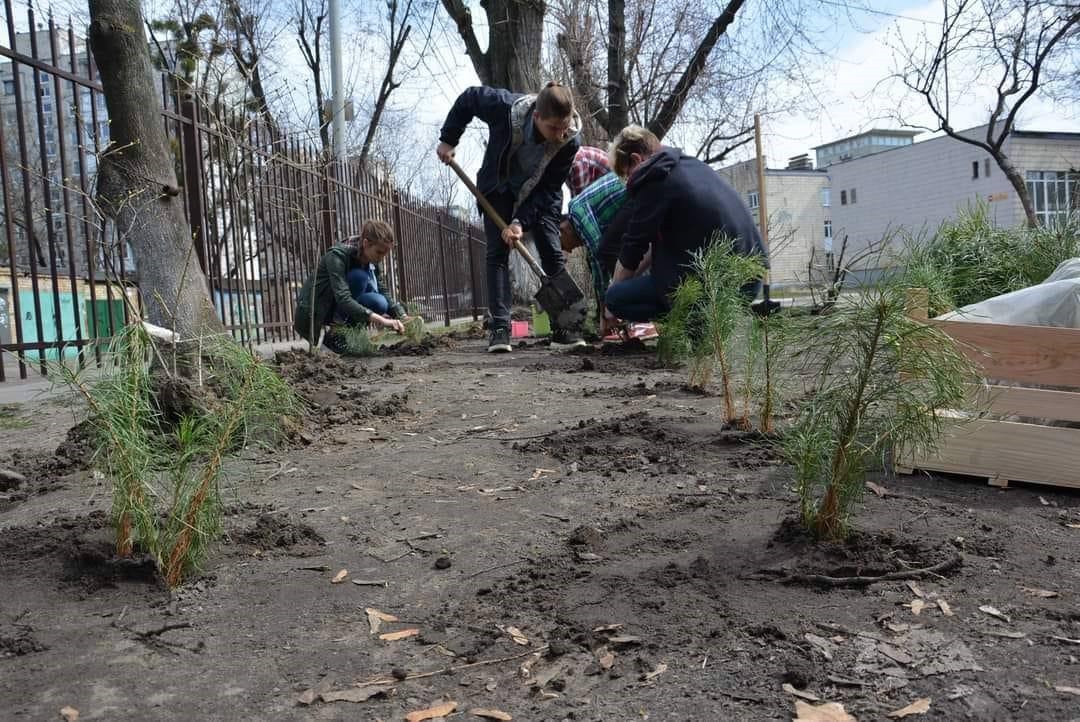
left=511, top=320, right=530, bottom=338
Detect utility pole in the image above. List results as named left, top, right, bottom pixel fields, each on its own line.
left=328, top=0, right=345, bottom=160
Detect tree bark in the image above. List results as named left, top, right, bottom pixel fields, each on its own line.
left=442, top=0, right=545, bottom=91
left=606, top=0, right=627, bottom=133
left=89, top=0, right=224, bottom=342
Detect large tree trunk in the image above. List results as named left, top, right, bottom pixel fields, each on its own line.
left=442, top=0, right=544, bottom=92
left=997, top=152, right=1039, bottom=227
left=89, top=0, right=224, bottom=342
left=606, top=0, right=627, bottom=134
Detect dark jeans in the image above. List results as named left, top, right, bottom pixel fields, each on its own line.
left=606, top=275, right=762, bottom=322
left=482, top=191, right=564, bottom=330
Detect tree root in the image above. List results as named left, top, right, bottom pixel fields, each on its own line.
left=762, top=553, right=963, bottom=588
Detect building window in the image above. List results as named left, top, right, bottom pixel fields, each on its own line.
left=972, top=161, right=979, bottom=179
left=850, top=188, right=857, bottom=204
left=840, top=190, right=847, bottom=205
left=824, top=220, right=832, bottom=239
left=1026, top=170, right=1079, bottom=227
left=985, top=159, right=991, bottom=177
left=747, top=191, right=759, bottom=209
left=822, top=188, right=830, bottom=207
left=3, top=79, right=15, bottom=95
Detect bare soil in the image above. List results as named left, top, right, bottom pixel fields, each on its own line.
left=1, top=336, right=1079, bottom=721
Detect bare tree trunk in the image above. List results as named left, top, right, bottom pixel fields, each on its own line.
left=442, top=0, right=544, bottom=91
left=607, top=0, right=628, bottom=133
left=89, top=0, right=224, bottom=341
left=997, top=152, right=1039, bottom=227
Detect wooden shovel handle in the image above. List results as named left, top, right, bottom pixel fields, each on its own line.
left=444, top=157, right=547, bottom=280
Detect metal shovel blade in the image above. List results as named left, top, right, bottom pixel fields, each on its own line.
left=535, top=269, right=588, bottom=330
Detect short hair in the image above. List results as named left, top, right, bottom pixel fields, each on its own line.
left=536, top=81, right=574, bottom=120
left=609, top=125, right=661, bottom=178
left=361, top=219, right=394, bottom=246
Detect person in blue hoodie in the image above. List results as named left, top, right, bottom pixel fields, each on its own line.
left=603, top=125, right=766, bottom=334
left=437, top=82, right=585, bottom=352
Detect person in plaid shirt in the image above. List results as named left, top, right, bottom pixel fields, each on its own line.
left=567, top=146, right=611, bottom=198
left=559, top=172, right=657, bottom=340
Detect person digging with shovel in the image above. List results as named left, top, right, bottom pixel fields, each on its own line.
left=437, top=81, right=586, bottom=352
left=603, top=125, right=766, bottom=334
left=293, top=220, right=409, bottom=354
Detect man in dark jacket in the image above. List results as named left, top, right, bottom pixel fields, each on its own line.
left=604, top=126, right=766, bottom=328
left=437, top=82, right=585, bottom=352
left=293, top=219, right=407, bottom=350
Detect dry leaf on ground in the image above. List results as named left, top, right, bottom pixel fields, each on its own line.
left=1054, top=686, right=1080, bottom=696
left=937, top=600, right=954, bottom=616
left=782, top=683, right=821, bottom=701
left=597, top=650, right=615, bottom=669
left=331, top=569, right=348, bottom=583
left=908, top=599, right=927, bottom=616
left=379, top=628, right=419, bottom=641
left=906, top=581, right=925, bottom=598
left=365, top=607, right=398, bottom=635
left=592, top=623, right=623, bottom=633
left=804, top=633, right=836, bottom=661
left=405, top=701, right=457, bottom=721
left=866, top=481, right=888, bottom=497
left=470, top=708, right=513, bottom=720
left=60, top=707, right=79, bottom=722
left=1020, top=587, right=1059, bottom=598
left=887, top=697, right=931, bottom=717
left=320, top=684, right=393, bottom=703
left=505, top=626, right=529, bottom=646
left=978, top=605, right=1011, bottom=623
left=1066, top=523, right=1080, bottom=529
left=793, top=700, right=857, bottom=721
left=640, top=662, right=668, bottom=682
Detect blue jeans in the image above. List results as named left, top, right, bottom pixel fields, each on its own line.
left=605, top=274, right=670, bottom=322
left=481, top=191, right=564, bottom=330
left=345, top=267, right=389, bottom=315
left=606, top=275, right=762, bottom=322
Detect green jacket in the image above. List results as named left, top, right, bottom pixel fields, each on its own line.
left=293, top=245, right=406, bottom=342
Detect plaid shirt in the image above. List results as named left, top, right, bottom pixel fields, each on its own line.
left=567, top=171, right=627, bottom=302
left=567, top=146, right=611, bottom=198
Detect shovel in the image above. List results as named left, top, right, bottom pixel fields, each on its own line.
left=445, top=158, right=588, bottom=330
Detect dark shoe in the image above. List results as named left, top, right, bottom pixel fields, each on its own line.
left=550, top=328, right=587, bottom=350
left=487, top=327, right=512, bottom=353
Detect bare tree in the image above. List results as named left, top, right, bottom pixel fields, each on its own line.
left=294, top=0, right=331, bottom=152
left=90, top=0, right=224, bottom=340
left=895, top=0, right=1080, bottom=226
left=358, top=0, right=415, bottom=167
left=440, top=0, right=545, bottom=91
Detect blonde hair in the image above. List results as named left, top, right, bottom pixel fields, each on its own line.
left=609, top=125, right=661, bottom=178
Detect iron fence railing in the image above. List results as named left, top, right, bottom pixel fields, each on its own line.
left=0, top=3, right=484, bottom=382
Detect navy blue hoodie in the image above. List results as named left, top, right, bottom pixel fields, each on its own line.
left=619, top=147, right=766, bottom=296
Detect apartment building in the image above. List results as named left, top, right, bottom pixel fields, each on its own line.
left=716, top=155, right=830, bottom=287
left=825, top=124, right=1080, bottom=271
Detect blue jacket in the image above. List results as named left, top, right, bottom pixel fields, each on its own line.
left=439, top=86, right=581, bottom=230
left=619, top=147, right=767, bottom=297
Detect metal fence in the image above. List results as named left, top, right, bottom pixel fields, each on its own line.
left=0, top=3, right=485, bottom=382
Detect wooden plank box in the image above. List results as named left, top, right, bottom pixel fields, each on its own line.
left=897, top=318, right=1080, bottom=490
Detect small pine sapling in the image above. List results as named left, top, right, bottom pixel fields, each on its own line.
left=657, top=238, right=765, bottom=423
left=782, top=281, right=980, bottom=540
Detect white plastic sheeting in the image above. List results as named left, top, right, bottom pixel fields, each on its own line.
left=937, top=258, right=1080, bottom=328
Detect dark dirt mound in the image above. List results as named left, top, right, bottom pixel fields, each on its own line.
left=0, top=512, right=110, bottom=564
left=0, top=628, right=47, bottom=658
left=5, top=419, right=95, bottom=486
left=381, top=334, right=458, bottom=356
left=65, top=535, right=161, bottom=589
left=274, top=349, right=368, bottom=386
left=233, top=514, right=325, bottom=555
left=763, top=517, right=962, bottom=583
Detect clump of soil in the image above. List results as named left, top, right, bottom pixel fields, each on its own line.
left=765, top=517, right=961, bottom=583
left=66, top=535, right=161, bottom=589
left=274, top=350, right=368, bottom=387
left=381, top=334, right=458, bottom=356
left=0, top=629, right=47, bottom=658
left=5, top=419, right=96, bottom=486
left=234, top=514, right=325, bottom=555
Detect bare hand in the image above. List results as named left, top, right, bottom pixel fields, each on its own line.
left=501, top=222, right=523, bottom=247
left=436, top=142, right=455, bottom=165
left=371, top=314, right=405, bottom=334
left=600, top=308, right=627, bottom=339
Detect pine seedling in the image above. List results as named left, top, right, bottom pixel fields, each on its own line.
left=328, top=324, right=378, bottom=357
left=403, top=315, right=426, bottom=343
left=657, top=238, right=765, bottom=422
left=781, top=280, right=980, bottom=540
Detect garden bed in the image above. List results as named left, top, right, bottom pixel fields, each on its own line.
left=1, top=336, right=1078, bottom=720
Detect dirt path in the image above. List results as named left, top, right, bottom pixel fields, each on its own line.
left=2, top=337, right=1078, bottom=721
